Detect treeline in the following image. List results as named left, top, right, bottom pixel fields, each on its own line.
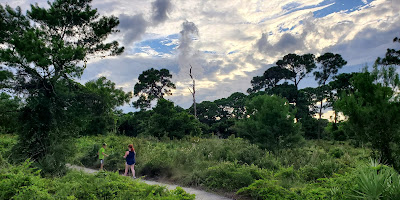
left=0, top=0, right=400, bottom=176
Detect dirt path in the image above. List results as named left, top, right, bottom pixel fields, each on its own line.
left=66, top=164, right=232, bottom=200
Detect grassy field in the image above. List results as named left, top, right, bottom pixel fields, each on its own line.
left=2, top=133, right=400, bottom=199
left=0, top=134, right=195, bottom=200
left=68, top=134, right=377, bottom=199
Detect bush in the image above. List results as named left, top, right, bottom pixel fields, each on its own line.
left=53, top=170, right=195, bottom=200
left=352, top=160, right=400, bottom=200
left=235, top=95, right=304, bottom=151
left=329, top=147, right=344, bottom=158
left=0, top=160, right=51, bottom=200
left=256, top=152, right=281, bottom=170
left=0, top=160, right=195, bottom=200
left=300, top=159, right=342, bottom=181
left=193, top=162, right=265, bottom=191
left=237, top=179, right=298, bottom=200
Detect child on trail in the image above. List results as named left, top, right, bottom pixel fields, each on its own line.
left=123, top=144, right=136, bottom=178
left=98, top=143, right=109, bottom=170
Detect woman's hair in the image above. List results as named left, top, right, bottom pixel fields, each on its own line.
left=128, top=144, right=134, bottom=151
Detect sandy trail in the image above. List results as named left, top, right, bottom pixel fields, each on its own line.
left=66, top=164, right=232, bottom=200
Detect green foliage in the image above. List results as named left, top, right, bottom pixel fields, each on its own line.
left=248, top=66, right=295, bottom=93
left=53, top=171, right=195, bottom=200
left=1, top=0, right=124, bottom=175
left=314, top=53, right=347, bottom=86
left=117, top=110, right=152, bottom=137
left=352, top=160, right=400, bottom=200
left=0, top=159, right=195, bottom=200
left=83, top=77, right=132, bottom=135
left=329, top=147, right=345, bottom=159
left=377, top=35, right=400, bottom=66
left=0, top=160, right=52, bottom=200
left=336, top=65, right=400, bottom=168
left=237, top=179, right=298, bottom=200
left=133, top=68, right=176, bottom=109
left=195, top=162, right=264, bottom=191
left=276, top=53, right=316, bottom=89
left=145, top=99, right=202, bottom=139
left=235, top=95, right=304, bottom=151
left=0, top=93, right=21, bottom=133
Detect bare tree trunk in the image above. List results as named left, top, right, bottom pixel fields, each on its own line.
left=318, top=99, right=323, bottom=140
left=189, top=65, right=197, bottom=118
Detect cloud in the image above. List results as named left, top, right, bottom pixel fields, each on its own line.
left=118, top=14, right=149, bottom=46
left=256, top=32, right=306, bottom=57
left=7, top=0, right=400, bottom=111
left=177, top=21, right=200, bottom=77
left=151, top=0, right=172, bottom=25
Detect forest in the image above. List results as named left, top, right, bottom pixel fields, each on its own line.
left=1, top=0, right=400, bottom=199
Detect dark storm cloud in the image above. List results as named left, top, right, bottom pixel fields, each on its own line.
left=256, top=32, right=305, bottom=56
left=151, top=0, right=172, bottom=25
left=118, top=14, right=149, bottom=46
left=323, top=25, right=400, bottom=66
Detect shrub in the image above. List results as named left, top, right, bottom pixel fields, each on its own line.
left=300, top=159, right=342, bottom=181
left=0, top=160, right=50, bottom=200
left=237, top=179, right=298, bottom=200
left=256, top=152, right=281, bottom=170
left=329, top=147, right=344, bottom=158
left=53, top=170, right=195, bottom=199
left=194, top=162, right=265, bottom=191
left=0, top=159, right=195, bottom=200
left=352, top=161, right=400, bottom=200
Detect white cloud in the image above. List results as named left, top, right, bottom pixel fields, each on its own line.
left=3, top=0, right=399, bottom=111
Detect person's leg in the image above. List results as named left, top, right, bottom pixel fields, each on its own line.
left=130, top=164, right=135, bottom=178
left=100, top=159, right=104, bottom=170
left=124, top=163, right=129, bottom=176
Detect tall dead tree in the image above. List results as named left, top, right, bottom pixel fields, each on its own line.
left=188, top=65, right=197, bottom=118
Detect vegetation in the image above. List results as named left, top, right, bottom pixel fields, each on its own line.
left=1, top=0, right=400, bottom=199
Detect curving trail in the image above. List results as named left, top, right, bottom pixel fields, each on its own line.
left=66, top=164, right=232, bottom=200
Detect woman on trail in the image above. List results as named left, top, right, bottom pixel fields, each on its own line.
left=123, top=144, right=136, bottom=178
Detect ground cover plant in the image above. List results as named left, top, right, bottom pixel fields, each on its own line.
left=0, top=143, right=195, bottom=200
left=68, top=134, right=399, bottom=199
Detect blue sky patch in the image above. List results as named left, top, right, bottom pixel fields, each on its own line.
left=279, top=0, right=373, bottom=19
left=313, top=0, right=373, bottom=18
left=133, top=34, right=179, bottom=55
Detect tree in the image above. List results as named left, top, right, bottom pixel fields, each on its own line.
left=0, top=93, right=21, bottom=133
left=133, top=68, right=176, bottom=109
left=215, top=92, right=247, bottom=119
left=276, top=53, right=316, bottom=90
left=83, top=77, right=131, bottom=135
left=235, top=95, right=303, bottom=151
left=328, top=73, right=356, bottom=125
left=0, top=0, right=123, bottom=175
left=336, top=66, right=400, bottom=168
left=146, top=99, right=202, bottom=139
left=314, top=53, right=347, bottom=119
left=248, top=66, right=294, bottom=93
left=117, top=110, right=152, bottom=137
left=0, top=67, right=13, bottom=89
left=377, top=36, right=400, bottom=66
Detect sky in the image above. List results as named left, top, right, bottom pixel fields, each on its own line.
left=2, top=0, right=400, bottom=113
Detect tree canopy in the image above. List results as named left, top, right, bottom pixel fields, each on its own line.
left=0, top=0, right=124, bottom=175
left=133, top=68, right=176, bottom=109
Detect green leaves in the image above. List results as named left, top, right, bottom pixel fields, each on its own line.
left=276, top=53, right=316, bottom=88
left=133, top=68, right=176, bottom=109
left=235, top=95, right=304, bottom=151
left=336, top=67, right=400, bottom=168
left=1, top=0, right=125, bottom=175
